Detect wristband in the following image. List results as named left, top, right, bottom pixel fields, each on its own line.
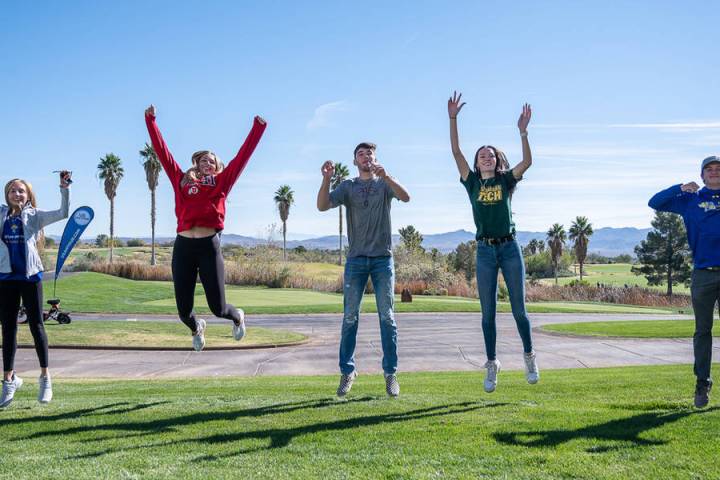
left=520, top=131, right=528, bottom=137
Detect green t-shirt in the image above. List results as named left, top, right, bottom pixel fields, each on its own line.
left=461, top=170, right=519, bottom=239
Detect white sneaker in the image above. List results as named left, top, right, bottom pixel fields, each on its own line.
left=38, top=374, right=53, bottom=404
left=483, top=359, right=501, bottom=393
left=384, top=373, right=400, bottom=397
left=524, top=351, right=539, bottom=384
left=0, top=375, right=23, bottom=408
left=193, top=318, right=207, bottom=352
left=232, top=308, right=246, bottom=341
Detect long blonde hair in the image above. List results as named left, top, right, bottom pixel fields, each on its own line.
left=181, top=150, right=225, bottom=187
left=4, top=178, right=44, bottom=249
left=5, top=179, right=37, bottom=213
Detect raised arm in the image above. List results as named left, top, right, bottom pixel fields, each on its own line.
left=144, top=105, right=184, bottom=187
left=648, top=183, right=694, bottom=214
left=216, top=116, right=267, bottom=192
left=448, top=91, right=470, bottom=181
left=35, top=171, right=71, bottom=229
left=317, top=161, right=334, bottom=211
left=512, top=103, right=533, bottom=179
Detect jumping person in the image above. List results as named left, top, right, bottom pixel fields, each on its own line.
left=0, top=171, right=71, bottom=408
left=448, top=91, right=539, bottom=393
left=649, top=155, right=720, bottom=408
left=145, top=105, right=266, bottom=351
left=317, top=144, right=410, bottom=398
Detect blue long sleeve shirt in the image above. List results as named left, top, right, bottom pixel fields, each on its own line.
left=648, top=184, right=720, bottom=269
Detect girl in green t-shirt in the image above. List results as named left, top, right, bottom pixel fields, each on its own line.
left=447, top=91, right=539, bottom=394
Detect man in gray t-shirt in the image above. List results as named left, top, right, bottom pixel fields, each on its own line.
left=317, top=142, right=410, bottom=398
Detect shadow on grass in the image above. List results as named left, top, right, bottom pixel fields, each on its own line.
left=64, top=399, right=505, bottom=460
left=21, top=397, right=366, bottom=441
left=0, top=401, right=168, bottom=429
left=493, top=407, right=719, bottom=452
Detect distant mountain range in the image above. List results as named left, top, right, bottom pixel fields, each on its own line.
left=76, top=226, right=651, bottom=257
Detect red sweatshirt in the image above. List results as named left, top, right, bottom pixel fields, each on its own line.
left=145, top=114, right=267, bottom=233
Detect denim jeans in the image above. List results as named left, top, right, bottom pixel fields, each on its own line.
left=339, top=255, right=397, bottom=375
left=476, top=238, right=533, bottom=360
left=690, top=268, right=719, bottom=381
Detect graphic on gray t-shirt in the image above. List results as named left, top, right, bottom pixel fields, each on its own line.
left=329, top=177, right=397, bottom=258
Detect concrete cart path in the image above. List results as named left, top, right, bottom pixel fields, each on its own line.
left=11, top=312, right=709, bottom=379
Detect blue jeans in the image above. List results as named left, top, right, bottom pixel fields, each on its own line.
left=339, top=256, right=398, bottom=375
left=476, top=239, right=533, bottom=360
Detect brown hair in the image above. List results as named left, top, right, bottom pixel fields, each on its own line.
left=473, top=145, right=516, bottom=194
left=181, top=150, right=225, bottom=187
left=353, top=142, right=377, bottom=158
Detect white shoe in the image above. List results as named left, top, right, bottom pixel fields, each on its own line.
left=232, top=308, right=246, bottom=341
left=38, top=374, right=53, bottom=404
left=483, top=359, right=501, bottom=393
left=0, top=375, right=23, bottom=408
left=524, top=351, right=539, bottom=385
left=193, top=319, right=207, bottom=352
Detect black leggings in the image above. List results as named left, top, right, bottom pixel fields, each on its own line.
left=171, top=234, right=241, bottom=332
left=0, top=280, right=49, bottom=371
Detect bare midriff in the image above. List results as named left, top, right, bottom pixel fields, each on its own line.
left=178, top=226, right=217, bottom=238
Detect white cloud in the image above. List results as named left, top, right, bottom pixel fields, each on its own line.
left=306, top=100, right=349, bottom=130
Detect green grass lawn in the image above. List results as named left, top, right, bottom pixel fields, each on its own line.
left=17, top=321, right=306, bottom=349
left=541, top=263, right=691, bottom=294
left=541, top=320, right=720, bottom=338
left=0, top=365, right=718, bottom=479
left=47, top=273, right=673, bottom=315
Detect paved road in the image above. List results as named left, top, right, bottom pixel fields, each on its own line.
left=11, top=312, right=709, bottom=379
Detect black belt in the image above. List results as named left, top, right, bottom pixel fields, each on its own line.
left=478, top=234, right=515, bottom=245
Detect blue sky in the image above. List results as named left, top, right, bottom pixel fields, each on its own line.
left=1, top=1, right=718, bottom=240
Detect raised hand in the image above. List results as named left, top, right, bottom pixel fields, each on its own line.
left=448, top=91, right=466, bottom=119
left=59, top=170, right=72, bottom=188
left=255, top=115, right=266, bottom=125
left=321, top=160, right=335, bottom=179
left=145, top=104, right=156, bottom=118
left=518, top=103, right=532, bottom=133
left=371, top=163, right=387, bottom=179
left=681, top=182, right=700, bottom=193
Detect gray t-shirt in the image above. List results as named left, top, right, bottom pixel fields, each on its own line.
left=329, top=177, right=397, bottom=258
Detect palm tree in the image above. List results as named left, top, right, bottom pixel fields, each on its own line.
left=546, top=223, right=566, bottom=285
left=331, top=162, right=350, bottom=265
left=274, top=185, right=295, bottom=260
left=569, top=216, right=593, bottom=281
left=140, top=143, right=161, bottom=266
left=97, top=153, right=124, bottom=264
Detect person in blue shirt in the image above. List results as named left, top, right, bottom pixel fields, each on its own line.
left=0, top=172, right=71, bottom=408
left=649, top=155, right=720, bottom=408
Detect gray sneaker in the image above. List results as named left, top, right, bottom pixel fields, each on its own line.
left=695, top=379, right=713, bottom=408
left=232, top=308, right=246, bottom=341
left=0, top=375, right=23, bottom=408
left=336, top=371, right=357, bottom=398
left=193, top=318, right=207, bottom=352
left=38, top=375, right=53, bottom=404
left=524, top=351, right=540, bottom=384
left=484, top=359, right=501, bottom=393
left=384, top=373, right=400, bottom=397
